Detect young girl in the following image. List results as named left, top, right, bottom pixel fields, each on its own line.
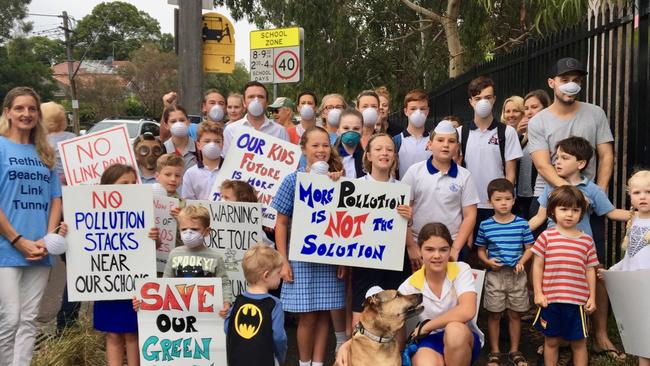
left=162, top=104, right=198, bottom=173
left=350, top=133, right=413, bottom=328
left=355, top=90, right=380, bottom=150
left=335, top=110, right=365, bottom=179
left=272, top=126, right=344, bottom=366
left=94, top=164, right=159, bottom=366
left=601, top=170, right=650, bottom=366
left=220, top=180, right=258, bottom=203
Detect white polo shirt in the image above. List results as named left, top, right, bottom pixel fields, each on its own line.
left=401, top=158, right=479, bottom=240
left=398, top=261, right=484, bottom=346
left=457, top=120, right=522, bottom=209
left=181, top=162, right=221, bottom=200
left=395, top=130, right=432, bottom=179
left=222, top=115, right=289, bottom=156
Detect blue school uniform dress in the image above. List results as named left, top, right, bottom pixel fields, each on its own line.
left=271, top=169, right=345, bottom=312
left=93, top=300, right=138, bottom=333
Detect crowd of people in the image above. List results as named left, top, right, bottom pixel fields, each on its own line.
left=0, top=56, right=648, bottom=366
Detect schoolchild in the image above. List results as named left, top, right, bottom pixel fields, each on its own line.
left=182, top=122, right=223, bottom=200
left=393, top=89, right=432, bottom=178
left=161, top=104, right=199, bottom=173
left=132, top=132, right=165, bottom=184
left=334, top=110, right=365, bottom=179
left=155, top=153, right=184, bottom=199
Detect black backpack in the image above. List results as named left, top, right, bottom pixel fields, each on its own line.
left=460, top=122, right=507, bottom=175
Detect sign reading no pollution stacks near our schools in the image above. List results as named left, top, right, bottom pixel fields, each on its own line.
left=289, top=173, right=411, bottom=270
left=209, top=129, right=302, bottom=227
left=202, top=12, right=235, bottom=74
left=58, top=124, right=140, bottom=186
left=250, top=27, right=304, bottom=84
left=137, top=277, right=226, bottom=365
left=187, top=200, right=264, bottom=297
left=63, top=184, right=157, bottom=301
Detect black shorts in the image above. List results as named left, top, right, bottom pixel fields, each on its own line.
left=351, top=250, right=411, bottom=312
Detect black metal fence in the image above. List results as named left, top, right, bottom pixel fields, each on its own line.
left=424, top=0, right=649, bottom=266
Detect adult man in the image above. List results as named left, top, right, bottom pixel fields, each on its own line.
left=527, top=57, right=620, bottom=359
left=159, top=89, right=227, bottom=141
left=222, top=81, right=289, bottom=156
left=268, top=97, right=295, bottom=129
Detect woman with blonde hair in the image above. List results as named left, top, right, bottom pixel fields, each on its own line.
left=0, top=87, right=64, bottom=365
left=42, top=102, right=76, bottom=185
left=500, top=95, right=525, bottom=130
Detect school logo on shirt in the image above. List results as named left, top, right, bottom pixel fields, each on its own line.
left=449, top=183, right=460, bottom=192
left=234, top=303, right=263, bottom=339
left=488, top=134, right=499, bottom=145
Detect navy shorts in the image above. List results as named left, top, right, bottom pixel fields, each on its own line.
left=416, top=330, right=482, bottom=364
left=533, top=303, right=588, bottom=340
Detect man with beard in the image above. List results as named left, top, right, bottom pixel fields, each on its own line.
left=133, top=132, right=165, bottom=184
left=528, top=57, right=621, bottom=360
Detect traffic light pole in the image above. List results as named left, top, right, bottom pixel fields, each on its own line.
left=178, top=0, right=203, bottom=115
left=62, top=11, right=80, bottom=134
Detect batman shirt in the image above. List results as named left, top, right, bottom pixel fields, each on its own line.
left=162, top=245, right=233, bottom=302
left=225, top=292, right=287, bottom=365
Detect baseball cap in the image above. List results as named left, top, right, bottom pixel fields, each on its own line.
left=268, top=97, right=295, bottom=110
left=551, top=57, right=588, bottom=77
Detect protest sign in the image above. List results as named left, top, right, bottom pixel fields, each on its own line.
left=63, top=184, right=157, bottom=301
left=154, top=195, right=179, bottom=273
left=59, top=125, right=140, bottom=185
left=604, top=269, right=650, bottom=358
left=187, top=200, right=264, bottom=296
left=289, top=173, right=410, bottom=270
left=208, top=128, right=301, bottom=227
left=137, top=278, right=226, bottom=365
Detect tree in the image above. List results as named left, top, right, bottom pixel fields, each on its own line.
left=27, top=36, right=66, bottom=65
left=120, top=43, right=178, bottom=118
left=76, top=74, right=128, bottom=122
left=72, top=1, right=162, bottom=60
left=204, top=61, right=250, bottom=95
left=0, top=37, right=56, bottom=101
left=0, top=0, right=30, bottom=43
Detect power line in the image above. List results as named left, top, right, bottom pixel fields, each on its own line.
left=26, top=12, right=61, bottom=18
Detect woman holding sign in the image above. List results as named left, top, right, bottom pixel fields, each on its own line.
left=0, top=87, right=63, bottom=366
left=272, top=126, right=345, bottom=366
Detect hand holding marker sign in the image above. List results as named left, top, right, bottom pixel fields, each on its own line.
left=250, top=27, right=304, bottom=84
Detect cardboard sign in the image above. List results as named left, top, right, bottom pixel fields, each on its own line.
left=187, top=200, right=264, bottom=297
left=289, top=173, right=410, bottom=270
left=59, top=125, right=140, bottom=186
left=604, top=269, right=650, bottom=358
left=154, top=195, right=179, bottom=273
left=137, top=278, right=226, bottom=365
left=63, top=184, right=157, bottom=301
left=209, top=128, right=301, bottom=227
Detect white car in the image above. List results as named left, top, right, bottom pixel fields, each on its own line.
left=85, top=118, right=160, bottom=144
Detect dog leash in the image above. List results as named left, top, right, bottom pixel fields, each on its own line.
left=354, top=322, right=394, bottom=344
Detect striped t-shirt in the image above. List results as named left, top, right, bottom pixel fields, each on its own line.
left=531, top=227, right=599, bottom=305
left=475, top=216, right=534, bottom=267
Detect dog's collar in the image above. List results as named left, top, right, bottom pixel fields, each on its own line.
left=354, top=322, right=394, bottom=344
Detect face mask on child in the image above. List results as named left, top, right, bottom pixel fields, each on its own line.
left=181, top=229, right=204, bottom=248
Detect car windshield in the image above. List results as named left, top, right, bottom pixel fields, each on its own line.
left=88, top=121, right=139, bottom=138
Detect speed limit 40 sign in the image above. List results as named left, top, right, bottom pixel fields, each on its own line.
left=250, top=27, right=303, bottom=84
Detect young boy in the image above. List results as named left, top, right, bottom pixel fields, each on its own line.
left=225, top=244, right=286, bottom=366
left=133, top=132, right=165, bottom=184
left=155, top=153, right=184, bottom=198
left=182, top=122, right=223, bottom=200
left=529, top=136, right=630, bottom=244
left=393, top=89, right=432, bottom=178
left=401, top=120, right=479, bottom=266
left=475, top=178, right=534, bottom=366
left=532, top=185, right=598, bottom=366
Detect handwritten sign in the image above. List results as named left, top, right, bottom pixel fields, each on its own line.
left=187, top=200, right=264, bottom=296
left=209, top=129, right=301, bottom=227
left=154, top=195, right=179, bottom=273
left=63, top=184, right=156, bottom=301
left=137, top=278, right=226, bottom=365
left=289, top=173, right=410, bottom=270
left=604, top=269, right=650, bottom=358
left=59, top=125, right=140, bottom=185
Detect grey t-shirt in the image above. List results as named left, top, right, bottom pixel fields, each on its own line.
left=47, top=131, right=77, bottom=176
left=163, top=245, right=233, bottom=302
left=517, top=141, right=534, bottom=197
left=527, top=102, right=613, bottom=196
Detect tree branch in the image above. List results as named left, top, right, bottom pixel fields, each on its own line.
left=401, top=0, right=443, bottom=23
left=386, top=23, right=436, bottom=42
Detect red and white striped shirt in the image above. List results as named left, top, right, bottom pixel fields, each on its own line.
left=531, top=227, right=599, bottom=305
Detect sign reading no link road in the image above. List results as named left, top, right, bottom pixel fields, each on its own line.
left=250, top=27, right=303, bottom=84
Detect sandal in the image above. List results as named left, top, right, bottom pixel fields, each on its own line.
left=487, top=352, right=502, bottom=366
left=508, top=351, right=528, bottom=366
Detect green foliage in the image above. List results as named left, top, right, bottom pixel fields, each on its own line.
left=26, top=36, right=66, bottom=65
left=204, top=60, right=250, bottom=95
left=0, top=37, right=57, bottom=101
left=72, top=1, right=162, bottom=60
left=0, top=0, right=30, bottom=43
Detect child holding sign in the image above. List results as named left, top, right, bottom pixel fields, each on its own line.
left=182, top=123, right=224, bottom=200
left=92, top=164, right=160, bottom=366
left=272, top=126, right=344, bottom=366
left=155, top=153, right=184, bottom=198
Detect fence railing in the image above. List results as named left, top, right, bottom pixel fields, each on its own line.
left=424, top=0, right=649, bottom=266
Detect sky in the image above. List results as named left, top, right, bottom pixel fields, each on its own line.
left=27, top=0, right=256, bottom=67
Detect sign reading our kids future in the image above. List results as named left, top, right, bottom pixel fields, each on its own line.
left=209, top=129, right=301, bottom=227
left=63, top=184, right=157, bottom=301
left=137, top=278, right=226, bottom=365
left=58, top=125, right=140, bottom=185
left=289, top=173, right=410, bottom=270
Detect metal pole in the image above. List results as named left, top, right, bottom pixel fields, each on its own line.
left=273, top=84, right=278, bottom=100
left=178, top=0, right=202, bottom=115
left=62, top=11, right=80, bottom=134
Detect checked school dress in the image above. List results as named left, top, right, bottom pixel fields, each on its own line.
left=271, top=170, right=345, bottom=313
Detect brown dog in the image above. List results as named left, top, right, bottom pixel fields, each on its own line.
left=335, top=289, right=423, bottom=366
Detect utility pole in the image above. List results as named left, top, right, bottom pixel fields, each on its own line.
left=61, top=11, right=80, bottom=134
left=178, top=0, right=202, bottom=115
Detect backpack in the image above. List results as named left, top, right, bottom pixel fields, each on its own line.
left=460, top=122, right=506, bottom=175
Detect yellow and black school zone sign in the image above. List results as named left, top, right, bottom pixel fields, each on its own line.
left=234, top=303, right=263, bottom=339
left=202, top=12, right=235, bottom=74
